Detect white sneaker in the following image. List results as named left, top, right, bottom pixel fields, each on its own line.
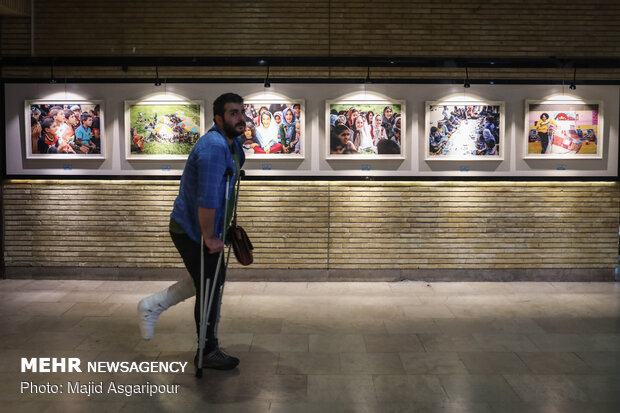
left=137, top=298, right=165, bottom=340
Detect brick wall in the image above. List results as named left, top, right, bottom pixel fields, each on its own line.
left=1, top=0, right=619, bottom=80
left=3, top=180, right=618, bottom=280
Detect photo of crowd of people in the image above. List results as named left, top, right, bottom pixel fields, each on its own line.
left=526, top=102, right=600, bottom=157
left=28, top=102, right=102, bottom=157
left=427, top=103, right=502, bottom=159
left=241, top=101, right=302, bottom=157
left=328, top=102, right=403, bottom=156
left=127, top=103, right=202, bottom=158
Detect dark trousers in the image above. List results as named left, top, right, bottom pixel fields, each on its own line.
left=170, top=231, right=225, bottom=351
left=539, top=132, right=549, bottom=153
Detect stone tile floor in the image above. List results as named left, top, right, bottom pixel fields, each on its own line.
left=0, top=279, right=619, bottom=412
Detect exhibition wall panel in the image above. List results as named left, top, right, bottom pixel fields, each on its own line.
left=4, top=83, right=619, bottom=177
left=3, top=180, right=618, bottom=281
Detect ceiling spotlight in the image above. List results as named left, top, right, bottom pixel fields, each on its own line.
left=264, top=66, right=271, bottom=88
left=154, top=66, right=162, bottom=87
left=569, top=67, right=577, bottom=90
left=464, top=67, right=471, bottom=88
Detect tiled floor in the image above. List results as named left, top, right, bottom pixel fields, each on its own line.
left=0, top=279, right=619, bottom=413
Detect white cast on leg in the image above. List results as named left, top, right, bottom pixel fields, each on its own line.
left=137, top=277, right=195, bottom=340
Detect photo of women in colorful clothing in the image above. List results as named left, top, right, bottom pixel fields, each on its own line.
left=28, top=102, right=102, bottom=157
left=328, top=102, right=403, bottom=155
left=426, top=103, right=501, bottom=159
left=526, top=102, right=600, bottom=157
left=242, top=102, right=302, bottom=157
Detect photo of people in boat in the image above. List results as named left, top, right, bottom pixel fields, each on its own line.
left=241, top=102, right=302, bottom=157
left=427, top=103, right=501, bottom=159
left=128, top=103, right=201, bottom=157
left=328, top=102, right=403, bottom=156
left=526, top=102, right=600, bottom=157
left=28, top=102, right=102, bottom=157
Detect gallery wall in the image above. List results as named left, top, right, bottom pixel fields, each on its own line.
left=4, top=82, right=619, bottom=177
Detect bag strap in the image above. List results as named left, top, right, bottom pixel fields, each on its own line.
left=231, top=169, right=244, bottom=227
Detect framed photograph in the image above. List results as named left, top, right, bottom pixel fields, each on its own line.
left=124, top=99, right=204, bottom=160
left=425, top=100, right=504, bottom=161
left=524, top=100, right=603, bottom=159
left=25, top=100, right=104, bottom=159
left=241, top=99, right=304, bottom=159
left=326, top=99, right=405, bottom=159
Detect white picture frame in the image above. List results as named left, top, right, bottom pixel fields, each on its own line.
left=523, top=99, right=604, bottom=159
left=424, top=100, right=505, bottom=161
left=25, top=99, right=105, bottom=160
left=325, top=99, right=406, bottom=160
left=124, top=99, right=205, bottom=160
left=241, top=98, right=305, bottom=160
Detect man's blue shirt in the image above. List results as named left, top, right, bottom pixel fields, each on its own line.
left=171, top=124, right=245, bottom=244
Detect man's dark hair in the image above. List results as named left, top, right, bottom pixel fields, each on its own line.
left=80, top=112, right=93, bottom=123
left=213, top=93, right=243, bottom=118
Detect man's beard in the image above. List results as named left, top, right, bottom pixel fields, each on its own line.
left=223, top=121, right=245, bottom=139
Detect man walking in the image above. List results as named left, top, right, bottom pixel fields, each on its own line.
left=138, top=93, right=246, bottom=370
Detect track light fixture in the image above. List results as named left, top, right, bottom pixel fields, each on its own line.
left=569, top=67, right=577, bottom=90
left=154, top=66, right=162, bottom=86
left=464, top=67, right=471, bottom=88
left=264, top=66, right=271, bottom=88
left=49, top=61, right=56, bottom=84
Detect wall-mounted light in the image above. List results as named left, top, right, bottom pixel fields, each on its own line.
left=154, top=66, right=162, bottom=87
left=464, top=67, right=471, bottom=88
left=569, top=67, right=577, bottom=90
left=264, top=66, right=271, bottom=88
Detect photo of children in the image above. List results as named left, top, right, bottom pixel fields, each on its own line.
left=426, top=102, right=502, bottom=159
left=241, top=101, right=303, bottom=157
left=26, top=102, right=102, bottom=158
left=526, top=102, right=601, bottom=157
left=327, top=102, right=403, bottom=156
left=127, top=102, right=201, bottom=158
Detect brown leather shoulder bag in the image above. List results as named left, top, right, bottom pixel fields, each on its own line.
left=227, top=171, right=253, bottom=266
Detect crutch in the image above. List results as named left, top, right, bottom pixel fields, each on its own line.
left=212, top=169, right=245, bottom=340
left=196, top=167, right=234, bottom=378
